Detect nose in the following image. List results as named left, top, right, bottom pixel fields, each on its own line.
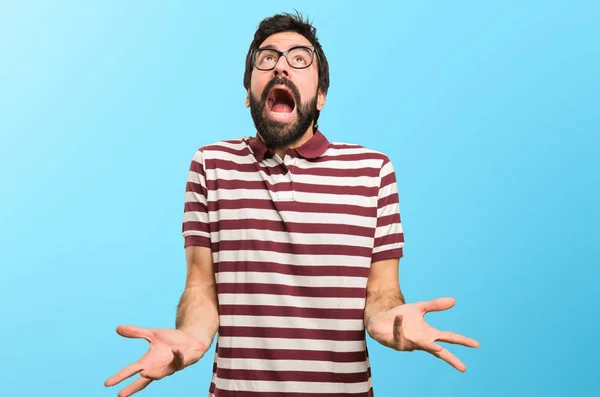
left=272, top=54, right=291, bottom=78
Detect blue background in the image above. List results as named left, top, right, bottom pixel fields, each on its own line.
left=1, top=1, right=598, bottom=396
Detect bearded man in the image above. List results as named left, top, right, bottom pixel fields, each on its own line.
left=105, top=11, right=479, bottom=397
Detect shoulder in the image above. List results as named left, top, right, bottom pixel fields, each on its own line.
left=187, top=136, right=251, bottom=162
left=325, top=140, right=392, bottom=164
left=195, top=137, right=249, bottom=157
left=186, top=137, right=251, bottom=173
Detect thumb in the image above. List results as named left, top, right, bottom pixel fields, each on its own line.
left=172, top=348, right=186, bottom=369
left=392, top=314, right=403, bottom=341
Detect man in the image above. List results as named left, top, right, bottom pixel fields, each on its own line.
left=105, top=12, right=479, bottom=397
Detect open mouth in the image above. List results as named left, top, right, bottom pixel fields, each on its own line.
left=267, top=86, right=296, bottom=115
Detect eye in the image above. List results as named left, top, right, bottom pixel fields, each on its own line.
left=255, top=50, right=278, bottom=66
left=293, top=56, right=307, bottom=65
left=287, top=48, right=312, bottom=67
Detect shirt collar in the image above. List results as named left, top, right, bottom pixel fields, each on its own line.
left=248, top=130, right=330, bottom=161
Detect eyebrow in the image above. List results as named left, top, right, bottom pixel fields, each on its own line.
left=258, top=44, right=309, bottom=51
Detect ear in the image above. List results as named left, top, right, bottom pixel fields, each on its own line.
left=317, top=89, right=326, bottom=111
left=245, top=91, right=250, bottom=108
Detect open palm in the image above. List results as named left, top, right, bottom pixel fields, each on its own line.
left=104, top=325, right=210, bottom=397
left=367, top=297, right=479, bottom=372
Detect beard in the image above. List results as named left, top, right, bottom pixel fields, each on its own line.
left=249, top=76, right=318, bottom=148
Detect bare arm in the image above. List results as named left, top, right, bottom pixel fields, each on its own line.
left=175, top=246, right=219, bottom=346
left=363, top=258, right=480, bottom=372
left=364, top=258, right=404, bottom=335
left=104, top=246, right=219, bottom=396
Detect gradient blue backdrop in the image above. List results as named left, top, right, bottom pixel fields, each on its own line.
left=1, top=1, right=598, bottom=396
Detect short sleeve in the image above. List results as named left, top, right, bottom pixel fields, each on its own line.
left=371, top=157, right=405, bottom=262
left=182, top=150, right=211, bottom=248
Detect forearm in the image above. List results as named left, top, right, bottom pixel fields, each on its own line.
left=175, top=283, right=219, bottom=346
left=364, top=287, right=405, bottom=333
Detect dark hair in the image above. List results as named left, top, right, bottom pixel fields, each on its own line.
left=243, top=11, right=330, bottom=129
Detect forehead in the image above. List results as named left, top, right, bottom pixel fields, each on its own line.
left=258, top=31, right=312, bottom=50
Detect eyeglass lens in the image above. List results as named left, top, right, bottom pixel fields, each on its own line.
left=254, top=47, right=313, bottom=70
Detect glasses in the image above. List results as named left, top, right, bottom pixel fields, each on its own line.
left=252, top=46, right=316, bottom=71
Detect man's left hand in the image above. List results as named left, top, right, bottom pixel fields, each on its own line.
left=366, top=297, right=480, bottom=372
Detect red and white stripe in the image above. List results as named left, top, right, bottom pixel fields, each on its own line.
left=182, top=135, right=403, bottom=396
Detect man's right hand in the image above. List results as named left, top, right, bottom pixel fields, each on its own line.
left=104, top=325, right=210, bottom=397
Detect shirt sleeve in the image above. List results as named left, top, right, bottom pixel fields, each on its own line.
left=182, top=149, right=211, bottom=248
left=371, top=156, right=405, bottom=262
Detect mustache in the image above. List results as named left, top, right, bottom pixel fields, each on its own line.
left=260, top=76, right=301, bottom=104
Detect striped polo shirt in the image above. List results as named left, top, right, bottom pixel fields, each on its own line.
left=182, top=130, right=405, bottom=396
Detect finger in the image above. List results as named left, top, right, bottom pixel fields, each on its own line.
left=105, top=363, right=143, bottom=387
left=420, top=297, right=456, bottom=313
left=117, top=376, right=152, bottom=397
left=418, top=340, right=443, bottom=354
left=140, top=349, right=181, bottom=380
left=430, top=347, right=467, bottom=372
left=437, top=331, right=480, bottom=348
left=116, top=325, right=152, bottom=341
left=392, top=314, right=402, bottom=333
left=172, top=348, right=185, bottom=369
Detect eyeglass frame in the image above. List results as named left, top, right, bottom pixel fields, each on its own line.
left=251, top=45, right=318, bottom=71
